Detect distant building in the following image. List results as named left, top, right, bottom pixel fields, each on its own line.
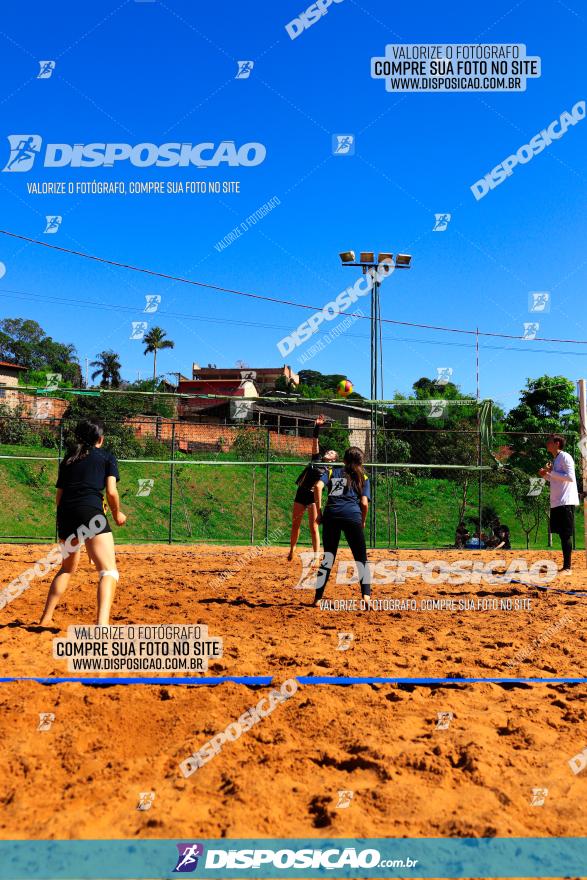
left=0, top=361, right=68, bottom=421
left=178, top=378, right=258, bottom=421
left=191, top=364, right=299, bottom=394
left=0, top=361, right=27, bottom=405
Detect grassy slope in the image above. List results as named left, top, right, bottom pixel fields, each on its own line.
left=0, top=444, right=581, bottom=549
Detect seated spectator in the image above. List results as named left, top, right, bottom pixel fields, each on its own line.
left=455, top=521, right=470, bottom=549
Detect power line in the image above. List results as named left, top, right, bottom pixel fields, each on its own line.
left=5, top=285, right=587, bottom=357
left=3, top=228, right=587, bottom=345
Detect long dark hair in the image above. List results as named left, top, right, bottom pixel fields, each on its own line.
left=343, top=446, right=366, bottom=492
left=65, top=419, right=105, bottom=465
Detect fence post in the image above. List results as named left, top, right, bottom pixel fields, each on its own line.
left=250, top=467, right=256, bottom=544
left=168, top=421, right=175, bottom=545
left=56, top=422, right=63, bottom=543
left=265, top=428, right=270, bottom=543
left=477, top=410, right=482, bottom=538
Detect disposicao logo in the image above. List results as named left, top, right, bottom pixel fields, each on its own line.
left=2, top=136, right=266, bottom=171
left=173, top=843, right=204, bottom=873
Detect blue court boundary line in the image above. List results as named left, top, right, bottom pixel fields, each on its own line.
left=297, top=675, right=587, bottom=684
left=0, top=675, right=586, bottom=686
left=0, top=675, right=272, bottom=686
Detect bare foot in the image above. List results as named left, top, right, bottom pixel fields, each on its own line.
left=287, top=548, right=294, bottom=562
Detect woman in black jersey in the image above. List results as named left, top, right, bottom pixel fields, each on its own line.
left=313, top=446, right=371, bottom=605
left=287, top=415, right=337, bottom=561
left=39, top=418, right=127, bottom=627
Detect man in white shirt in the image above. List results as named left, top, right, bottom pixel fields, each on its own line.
left=538, top=434, right=579, bottom=572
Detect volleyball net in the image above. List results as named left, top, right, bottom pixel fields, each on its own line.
left=0, top=393, right=580, bottom=549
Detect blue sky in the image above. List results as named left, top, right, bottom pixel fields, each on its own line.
left=0, top=0, right=586, bottom=411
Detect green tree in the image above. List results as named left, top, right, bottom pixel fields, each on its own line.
left=0, top=318, right=80, bottom=384
left=504, top=376, right=578, bottom=474
left=90, top=350, right=122, bottom=389
left=143, top=327, right=175, bottom=396
left=506, top=467, right=549, bottom=548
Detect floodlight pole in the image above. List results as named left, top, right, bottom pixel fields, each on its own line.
left=339, top=253, right=411, bottom=549
left=370, top=270, right=379, bottom=548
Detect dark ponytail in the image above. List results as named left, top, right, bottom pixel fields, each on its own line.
left=343, top=446, right=366, bottom=493
left=65, top=419, right=105, bottom=465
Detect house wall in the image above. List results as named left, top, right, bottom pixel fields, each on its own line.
left=127, top=416, right=313, bottom=455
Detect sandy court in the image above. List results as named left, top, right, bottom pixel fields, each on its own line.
left=0, top=543, right=585, bottom=849
left=0, top=680, right=585, bottom=842
left=0, top=544, right=585, bottom=680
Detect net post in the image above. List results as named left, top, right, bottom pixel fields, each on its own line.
left=265, top=427, right=270, bottom=543
left=577, top=379, right=587, bottom=566
left=56, top=421, right=63, bottom=543
left=168, top=421, right=175, bottom=545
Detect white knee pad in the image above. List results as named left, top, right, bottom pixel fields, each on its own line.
left=99, top=569, right=119, bottom=582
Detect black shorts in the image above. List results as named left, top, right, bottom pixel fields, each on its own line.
left=550, top=505, right=575, bottom=538
left=57, top=505, right=112, bottom=542
left=294, top=486, right=315, bottom=507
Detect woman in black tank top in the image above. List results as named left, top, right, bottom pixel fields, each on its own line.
left=287, top=415, right=337, bottom=562
left=39, top=418, right=127, bottom=627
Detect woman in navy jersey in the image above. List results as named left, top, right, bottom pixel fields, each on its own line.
left=39, top=418, right=127, bottom=626
left=313, top=446, right=371, bottom=604
left=287, top=415, right=337, bottom=561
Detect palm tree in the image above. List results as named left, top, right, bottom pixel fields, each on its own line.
left=90, top=350, right=122, bottom=388
left=142, top=327, right=175, bottom=396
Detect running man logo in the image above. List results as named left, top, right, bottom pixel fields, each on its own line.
left=529, top=787, right=548, bottom=806
left=527, top=477, right=546, bottom=497
left=523, top=322, right=539, bottom=340
left=37, top=712, right=55, bottom=731
left=173, top=843, right=204, bottom=873
left=238, top=369, right=257, bottom=387
left=35, top=399, right=52, bottom=420
left=45, top=372, right=61, bottom=391
left=44, top=215, right=62, bottom=234
left=295, top=551, right=334, bottom=589
left=130, top=321, right=148, bottom=340
left=137, top=479, right=155, bottom=497
left=433, top=213, right=451, bottom=231
left=435, top=366, right=453, bottom=385
left=232, top=400, right=253, bottom=420
left=332, top=134, right=355, bottom=155
left=336, top=632, right=354, bottom=651
left=144, top=294, right=161, bottom=313
left=529, top=291, right=550, bottom=313
left=3, top=135, right=42, bottom=172
left=37, top=60, right=56, bottom=79
left=428, top=400, right=447, bottom=419
left=568, top=746, right=587, bottom=775
left=336, top=789, right=354, bottom=808
left=436, top=711, right=453, bottom=729
left=137, top=791, right=156, bottom=811
left=236, top=61, right=254, bottom=79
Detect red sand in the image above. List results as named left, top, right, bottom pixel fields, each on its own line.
left=0, top=544, right=585, bottom=847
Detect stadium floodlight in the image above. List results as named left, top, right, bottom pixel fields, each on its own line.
left=338, top=245, right=414, bottom=548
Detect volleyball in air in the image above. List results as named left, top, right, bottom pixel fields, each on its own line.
left=336, top=379, right=353, bottom=397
